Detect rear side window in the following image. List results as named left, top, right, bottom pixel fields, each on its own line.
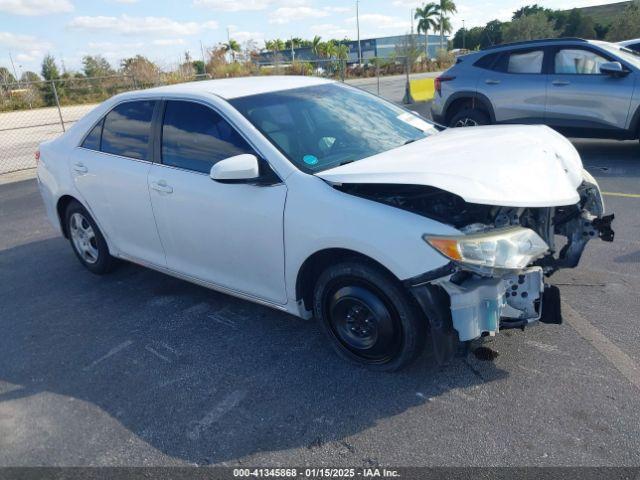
left=507, top=50, right=544, bottom=73
left=474, top=52, right=500, bottom=70
left=491, top=49, right=545, bottom=74
left=81, top=118, right=103, bottom=151
left=161, top=100, right=254, bottom=174
left=101, top=101, right=155, bottom=161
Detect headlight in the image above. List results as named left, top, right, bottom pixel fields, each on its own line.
left=423, top=226, right=549, bottom=270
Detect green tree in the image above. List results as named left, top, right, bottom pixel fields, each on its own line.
left=438, top=0, right=457, bottom=50
left=121, top=55, right=158, bottom=85
left=415, top=3, right=439, bottom=60
left=0, top=66, right=16, bottom=85
left=484, top=19, right=504, bottom=46
left=503, top=11, right=559, bottom=42
left=82, top=55, right=114, bottom=78
left=512, top=4, right=552, bottom=20
left=41, top=54, right=60, bottom=81
left=311, top=35, right=323, bottom=57
left=20, top=71, right=40, bottom=83
left=562, top=9, right=596, bottom=39
left=606, top=1, right=640, bottom=42
left=223, top=38, right=241, bottom=62
left=192, top=60, right=205, bottom=75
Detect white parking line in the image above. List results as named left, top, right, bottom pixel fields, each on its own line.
left=563, top=302, right=640, bottom=391
left=187, top=390, right=247, bottom=440
left=83, top=340, right=133, bottom=371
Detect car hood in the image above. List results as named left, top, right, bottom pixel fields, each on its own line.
left=316, top=125, right=584, bottom=208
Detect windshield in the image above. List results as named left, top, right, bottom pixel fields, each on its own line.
left=595, top=41, right=640, bottom=69
left=229, top=83, right=436, bottom=173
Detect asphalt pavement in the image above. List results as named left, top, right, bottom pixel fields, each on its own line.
left=1, top=97, right=639, bottom=467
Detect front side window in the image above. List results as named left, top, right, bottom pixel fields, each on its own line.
left=101, top=100, right=155, bottom=161
left=555, top=49, right=608, bottom=74
left=229, top=83, right=435, bottom=173
left=507, top=50, right=544, bottom=74
left=161, top=101, right=254, bottom=174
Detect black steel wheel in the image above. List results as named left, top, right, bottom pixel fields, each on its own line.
left=313, top=260, right=426, bottom=371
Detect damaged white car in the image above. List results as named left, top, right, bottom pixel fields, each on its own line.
left=37, top=76, right=614, bottom=371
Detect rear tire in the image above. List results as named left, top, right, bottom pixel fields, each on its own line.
left=65, top=201, right=116, bottom=274
left=313, top=260, right=426, bottom=371
left=449, top=108, right=489, bottom=128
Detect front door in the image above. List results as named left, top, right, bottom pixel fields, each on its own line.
left=148, top=100, right=287, bottom=304
left=545, top=46, right=635, bottom=131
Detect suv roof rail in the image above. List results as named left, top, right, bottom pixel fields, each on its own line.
left=482, top=37, right=588, bottom=51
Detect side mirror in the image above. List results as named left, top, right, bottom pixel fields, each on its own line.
left=210, top=154, right=259, bottom=183
left=600, top=61, right=626, bottom=77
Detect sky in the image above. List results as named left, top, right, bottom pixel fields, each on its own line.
left=0, top=0, right=619, bottom=75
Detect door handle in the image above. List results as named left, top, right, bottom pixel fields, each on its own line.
left=552, top=80, right=570, bottom=86
left=485, top=79, right=501, bottom=85
left=150, top=181, right=173, bottom=194
left=72, top=162, right=88, bottom=174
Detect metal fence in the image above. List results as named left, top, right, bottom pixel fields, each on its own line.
left=0, top=56, right=445, bottom=175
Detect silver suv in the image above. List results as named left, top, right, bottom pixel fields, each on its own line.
left=431, top=38, right=640, bottom=142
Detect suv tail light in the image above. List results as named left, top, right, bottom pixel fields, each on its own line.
left=434, top=76, right=455, bottom=96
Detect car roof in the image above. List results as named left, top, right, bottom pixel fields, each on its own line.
left=125, top=75, right=334, bottom=100
left=619, top=38, right=640, bottom=46
left=481, top=37, right=594, bottom=52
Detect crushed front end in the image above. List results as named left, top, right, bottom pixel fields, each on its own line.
left=342, top=174, right=614, bottom=360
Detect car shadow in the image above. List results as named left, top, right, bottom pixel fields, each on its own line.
left=0, top=237, right=508, bottom=465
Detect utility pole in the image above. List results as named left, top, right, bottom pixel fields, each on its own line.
left=8, top=52, right=18, bottom=83
left=199, top=40, right=206, bottom=65
left=291, top=36, right=295, bottom=62
left=356, top=0, right=362, bottom=65
left=462, top=19, right=466, bottom=50
left=410, top=8, right=414, bottom=35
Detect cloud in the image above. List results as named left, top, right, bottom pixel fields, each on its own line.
left=269, top=6, right=329, bottom=24
left=229, top=29, right=265, bottom=43
left=0, top=31, right=52, bottom=50
left=310, top=23, right=351, bottom=39
left=0, top=0, right=73, bottom=15
left=152, top=38, right=186, bottom=46
left=193, top=0, right=308, bottom=12
left=347, top=13, right=409, bottom=30
left=67, top=15, right=218, bottom=36
left=112, top=0, right=138, bottom=3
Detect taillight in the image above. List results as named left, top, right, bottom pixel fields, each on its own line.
left=35, top=150, right=40, bottom=164
left=434, top=76, right=455, bottom=96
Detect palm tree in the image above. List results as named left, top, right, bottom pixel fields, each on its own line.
left=436, top=16, right=453, bottom=50
left=335, top=43, right=350, bottom=61
left=273, top=38, right=285, bottom=52
left=438, top=0, right=457, bottom=50
left=323, top=40, right=337, bottom=59
left=311, top=35, right=323, bottom=58
left=415, top=3, right=439, bottom=61
left=223, top=39, right=241, bottom=62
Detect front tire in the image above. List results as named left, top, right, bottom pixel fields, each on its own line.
left=449, top=108, right=489, bottom=128
left=65, top=201, right=116, bottom=274
left=313, top=260, right=426, bottom=371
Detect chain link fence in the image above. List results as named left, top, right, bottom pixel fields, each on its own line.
left=0, top=56, right=445, bottom=175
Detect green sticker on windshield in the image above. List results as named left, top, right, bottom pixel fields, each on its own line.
left=303, top=154, right=319, bottom=166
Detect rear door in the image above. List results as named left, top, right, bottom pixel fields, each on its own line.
left=476, top=47, right=549, bottom=123
left=545, top=45, right=635, bottom=131
left=72, top=100, right=166, bottom=266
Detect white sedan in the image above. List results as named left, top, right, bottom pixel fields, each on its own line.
left=37, top=76, right=614, bottom=371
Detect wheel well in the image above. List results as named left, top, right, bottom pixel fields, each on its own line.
left=295, top=248, right=400, bottom=312
left=445, top=96, right=491, bottom=124
left=56, top=195, right=79, bottom=238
